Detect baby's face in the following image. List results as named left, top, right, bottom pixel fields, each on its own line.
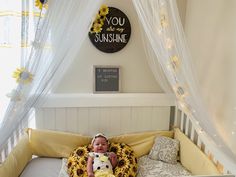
left=92, top=136, right=108, bottom=153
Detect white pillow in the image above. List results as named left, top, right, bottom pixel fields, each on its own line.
left=148, top=136, right=179, bottom=164
left=58, top=158, right=69, bottom=177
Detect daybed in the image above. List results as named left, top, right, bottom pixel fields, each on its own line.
left=0, top=128, right=224, bottom=177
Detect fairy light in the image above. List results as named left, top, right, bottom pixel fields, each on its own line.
left=173, top=84, right=188, bottom=100
left=166, top=38, right=173, bottom=49
left=166, top=62, right=172, bottom=71
left=198, top=129, right=203, bottom=134
left=231, top=131, right=235, bottom=135
left=170, top=55, right=180, bottom=71
left=157, top=28, right=163, bottom=35
left=160, top=14, right=168, bottom=28
left=159, top=3, right=168, bottom=28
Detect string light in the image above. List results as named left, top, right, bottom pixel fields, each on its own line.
left=173, top=84, right=188, bottom=100
left=159, top=3, right=168, bottom=28
left=198, top=129, right=203, bottom=134
left=165, top=38, right=173, bottom=49
left=170, top=55, right=180, bottom=71
left=160, top=14, right=168, bottom=28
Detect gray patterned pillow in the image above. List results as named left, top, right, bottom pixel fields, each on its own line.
left=148, top=136, right=179, bottom=164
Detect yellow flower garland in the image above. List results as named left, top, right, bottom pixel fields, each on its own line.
left=90, top=5, right=109, bottom=34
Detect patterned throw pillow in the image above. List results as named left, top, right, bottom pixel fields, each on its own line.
left=67, top=143, right=138, bottom=177
left=148, top=136, right=179, bottom=164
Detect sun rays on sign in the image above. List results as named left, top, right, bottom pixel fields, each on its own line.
left=12, top=68, right=33, bottom=84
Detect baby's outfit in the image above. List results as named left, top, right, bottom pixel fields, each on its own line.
left=88, top=152, right=115, bottom=177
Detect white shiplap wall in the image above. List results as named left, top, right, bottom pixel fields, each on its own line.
left=35, top=93, right=175, bottom=136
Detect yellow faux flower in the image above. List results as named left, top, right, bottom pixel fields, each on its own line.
left=35, top=0, right=48, bottom=10
left=92, top=23, right=102, bottom=33
left=99, top=4, right=109, bottom=16
left=90, top=4, right=109, bottom=34
left=12, top=68, right=33, bottom=84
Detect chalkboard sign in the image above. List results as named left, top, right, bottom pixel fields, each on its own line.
left=94, top=66, right=120, bottom=93
left=89, top=6, right=131, bottom=53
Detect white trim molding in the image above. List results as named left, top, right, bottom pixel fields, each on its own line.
left=39, top=93, right=175, bottom=108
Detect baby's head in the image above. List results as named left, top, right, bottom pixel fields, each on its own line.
left=91, top=133, right=109, bottom=153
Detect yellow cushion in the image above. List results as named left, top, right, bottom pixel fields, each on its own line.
left=27, top=129, right=173, bottom=158
left=109, top=130, right=173, bottom=158
left=174, top=128, right=220, bottom=175
left=27, top=128, right=91, bottom=158
left=0, top=135, right=32, bottom=177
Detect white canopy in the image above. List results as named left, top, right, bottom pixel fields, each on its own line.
left=0, top=0, right=235, bottom=172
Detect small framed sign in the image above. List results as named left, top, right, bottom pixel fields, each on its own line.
left=93, top=66, right=121, bottom=93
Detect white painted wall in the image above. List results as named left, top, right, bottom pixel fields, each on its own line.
left=54, top=0, right=163, bottom=93
left=184, top=0, right=236, bottom=154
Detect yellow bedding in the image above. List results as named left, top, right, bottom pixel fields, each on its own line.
left=0, top=128, right=220, bottom=177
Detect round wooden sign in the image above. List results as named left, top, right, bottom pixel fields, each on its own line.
left=88, top=7, right=131, bottom=53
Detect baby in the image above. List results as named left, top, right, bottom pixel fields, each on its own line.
left=87, top=133, right=117, bottom=177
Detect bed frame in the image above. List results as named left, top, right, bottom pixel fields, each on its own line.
left=0, top=93, right=235, bottom=176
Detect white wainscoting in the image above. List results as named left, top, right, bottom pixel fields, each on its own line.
left=35, top=93, right=175, bottom=136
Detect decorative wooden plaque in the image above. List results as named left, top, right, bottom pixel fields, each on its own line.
left=89, top=7, right=131, bottom=53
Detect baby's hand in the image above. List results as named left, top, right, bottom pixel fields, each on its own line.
left=109, top=152, right=117, bottom=159
left=109, top=152, right=117, bottom=167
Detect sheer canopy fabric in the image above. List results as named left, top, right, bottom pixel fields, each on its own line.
left=0, top=0, right=104, bottom=149
left=132, top=0, right=236, bottom=165
left=0, top=0, right=235, bottom=171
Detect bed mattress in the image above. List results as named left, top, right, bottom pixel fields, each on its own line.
left=20, top=157, right=62, bottom=177
left=20, top=156, right=191, bottom=177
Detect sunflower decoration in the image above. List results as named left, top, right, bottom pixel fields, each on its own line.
left=110, top=142, right=138, bottom=177
left=12, top=67, right=33, bottom=84
left=90, top=4, right=109, bottom=34
left=67, top=145, right=90, bottom=177
left=35, top=0, right=48, bottom=10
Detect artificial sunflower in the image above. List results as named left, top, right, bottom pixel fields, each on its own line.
left=12, top=68, right=33, bottom=84
left=99, top=4, right=109, bottom=16
left=92, top=23, right=102, bottom=33
left=90, top=4, right=109, bottom=34
left=35, top=0, right=48, bottom=10
left=76, top=148, right=86, bottom=157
